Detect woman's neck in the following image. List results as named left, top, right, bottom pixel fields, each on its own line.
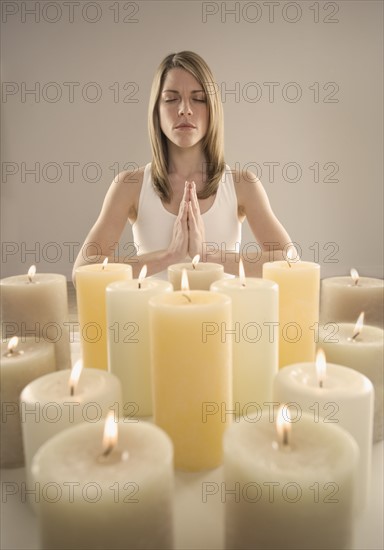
left=167, top=144, right=207, bottom=181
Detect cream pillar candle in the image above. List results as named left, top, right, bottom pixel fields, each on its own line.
left=1, top=267, right=71, bottom=370
left=273, top=352, right=374, bottom=508
left=0, top=337, right=55, bottom=467
left=149, top=283, right=232, bottom=471
left=318, top=316, right=384, bottom=442
left=210, top=273, right=278, bottom=414
left=224, top=410, right=359, bottom=550
left=75, top=262, right=132, bottom=370
left=20, top=363, right=122, bottom=500
left=263, top=256, right=320, bottom=368
left=106, top=275, right=172, bottom=417
left=320, top=269, right=384, bottom=328
left=31, top=418, right=174, bottom=550
left=168, top=255, right=224, bottom=290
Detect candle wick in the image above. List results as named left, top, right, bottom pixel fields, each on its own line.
left=102, top=444, right=114, bottom=458
left=192, top=264, right=196, bottom=270
left=241, top=282, right=246, bottom=287
left=319, top=380, right=323, bottom=389
left=138, top=282, right=141, bottom=289
left=181, top=293, right=192, bottom=303
left=70, top=385, right=74, bottom=397
left=351, top=331, right=360, bottom=341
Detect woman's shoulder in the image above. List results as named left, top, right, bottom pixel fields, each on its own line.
left=226, top=165, right=261, bottom=188
left=114, top=164, right=148, bottom=187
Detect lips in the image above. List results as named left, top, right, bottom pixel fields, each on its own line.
left=175, top=123, right=196, bottom=129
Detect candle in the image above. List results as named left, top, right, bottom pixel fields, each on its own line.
left=31, top=416, right=174, bottom=550
left=210, top=260, right=278, bottom=414
left=20, top=361, right=122, bottom=502
left=273, top=349, right=374, bottom=508
left=318, top=314, right=384, bottom=442
left=0, top=337, right=55, bottom=467
left=75, top=261, right=132, bottom=370
left=224, top=408, right=358, bottom=550
left=168, top=255, right=224, bottom=290
left=1, top=266, right=71, bottom=370
left=263, top=251, right=320, bottom=368
left=320, top=269, right=384, bottom=328
left=106, top=267, right=172, bottom=417
left=149, top=270, right=232, bottom=471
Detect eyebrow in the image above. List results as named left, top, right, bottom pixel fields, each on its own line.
left=162, top=89, right=205, bottom=94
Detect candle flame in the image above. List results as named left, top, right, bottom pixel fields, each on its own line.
left=69, top=360, right=83, bottom=397
left=192, top=255, right=200, bottom=269
left=239, top=259, right=246, bottom=287
left=316, top=349, right=327, bottom=388
left=285, top=247, right=299, bottom=267
left=352, top=312, right=364, bottom=340
left=181, top=268, right=190, bottom=291
left=276, top=405, right=291, bottom=448
left=28, top=265, right=36, bottom=282
left=7, top=336, right=19, bottom=354
left=102, top=411, right=118, bottom=457
left=138, top=265, right=147, bottom=288
left=102, top=258, right=109, bottom=270
left=350, top=268, right=359, bottom=286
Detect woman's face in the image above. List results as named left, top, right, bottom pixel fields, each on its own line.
left=158, top=68, right=209, bottom=150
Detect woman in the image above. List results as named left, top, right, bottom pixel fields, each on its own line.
left=73, top=51, right=293, bottom=281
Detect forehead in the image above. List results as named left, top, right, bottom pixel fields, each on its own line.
left=162, top=67, right=203, bottom=92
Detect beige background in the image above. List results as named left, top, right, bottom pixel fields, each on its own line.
left=1, top=0, right=383, bottom=280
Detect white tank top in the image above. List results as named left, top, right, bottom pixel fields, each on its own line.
left=132, top=163, right=242, bottom=258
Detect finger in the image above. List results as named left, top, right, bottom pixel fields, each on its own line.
left=187, top=201, right=197, bottom=228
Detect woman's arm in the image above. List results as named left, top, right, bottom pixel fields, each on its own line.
left=72, top=169, right=188, bottom=283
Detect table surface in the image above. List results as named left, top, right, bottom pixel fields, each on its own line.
left=1, top=339, right=383, bottom=550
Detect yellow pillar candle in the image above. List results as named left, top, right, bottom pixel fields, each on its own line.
left=106, top=275, right=172, bottom=417
left=168, top=255, right=224, bottom=290
left=263, top=256, right=320, bottom=368
left=75, top=262, right=132, bottom=370
left=210, top=273, right=278, bottom=414
left=149, top=282, right=232, bottom=471
left=1, top=267, right=71, bottom=370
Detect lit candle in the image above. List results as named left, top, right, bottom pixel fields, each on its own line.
left=149, top=270, right=232, bottom=471
left=320, top=269, right=384, bottom=328
left=210, top=260, right=278, bottom=414
left=224, top=408, right=359, bottom=550
left=75, top=260, right=132, bottom=370
left=263, top=249, right=320, bottom=367
left=273, top=349, right=374, bottom=508
left=0, top=336, right=55, bottom=467
left=106, top=265, right=173, bottom=417
left=31, top=415, right=174, bottom=550
left=318, top=313, right=384, bottom=442
left=168, top=255, right=224, bottom=290
left=1, top=266, right=71, bottom=370
left=20, top=361, right=122, bottom=504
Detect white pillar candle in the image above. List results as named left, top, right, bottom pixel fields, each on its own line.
left=1, top=267, right=71, bottom=370
left=149, top=284, right=232, bottom=471
left=273, top=353, right=374, bottom=508
left=0, top=337, right=55, bottom=468
left=263, top=257, right=320, bottom=368
left=31, top=418, right=174, bottom=550
left=318, top=318, right=384, bottom=442
left=106, top=275, right=172, bottom=417
left=210, top=274, right=278, bottom=414
left=320, top=270, right=384, bottom=328
left=20, top=364, right=122, bottom=500
left=75, top=262, right=132, bottom=371
left=224, top=410, right=359, bottom=550
left=168, top=256, right=224, bottom=290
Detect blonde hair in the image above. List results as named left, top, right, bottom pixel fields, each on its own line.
left=148, top=51, right=225, bottom=202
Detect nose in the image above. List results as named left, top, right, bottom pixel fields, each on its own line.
left=178, top=99, right=192, bottom=116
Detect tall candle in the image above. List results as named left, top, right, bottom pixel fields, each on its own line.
left=224, top=410, right=358, bottom=549
left=318, top=317, right=384, bottom=441
left=273, top=352, right=373, bottom=508
left=320, top=269, right=384, bottom=328
left=210, top=271, right=278, bottom=414
left=31, top=418, right=174, bottom=550
left=20, top=363, right=122, bottom=502
left=1, top=267, right=71, bottom=370
left=263, top=255, right=320, bottom=368
left=149, top=280, right=232, bottom=471
left=106, top=274, right=172, bottom=417
left=75, top=262, right=132, bottom=370
left=0, top=337, right=55, bottom=467
left=168, top=255, right=224, bottom=290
